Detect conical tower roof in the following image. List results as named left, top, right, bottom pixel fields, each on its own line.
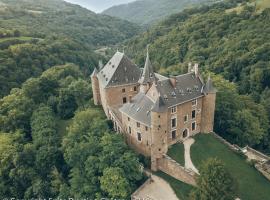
left=152, top=93, right=166, bottom=112
left=91, top=67, right=98, bottom=78
left=203, top=75, right=217, bottom=94
left=139, top=46, right=157, bottom=84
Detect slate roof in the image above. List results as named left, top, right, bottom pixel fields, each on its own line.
left=97, top=52, right=141, bottom=88
left=120, top=72, right=206, bottom=123
left=203, top=76, right=217, bottom=94
left=120, top=92, right=154, bottom=126
left=139, top=50, right=157, bottom=84
left=153, top=72, right=204, bottom=112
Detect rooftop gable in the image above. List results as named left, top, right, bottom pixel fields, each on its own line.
left=97, top=52, right=141, bottom=88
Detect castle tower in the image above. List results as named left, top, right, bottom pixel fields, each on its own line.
left=139, top=46, right=157, bottom=93
left=91, top=68, right=101, bottom=105
left=201, top=75, right=217, bottom=133
left=150, top=95, right=168, bottom=171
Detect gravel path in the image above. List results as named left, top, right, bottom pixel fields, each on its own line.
left=183, top=138, right=199, bottom=174
left=133, top=175, right=179, bottom=200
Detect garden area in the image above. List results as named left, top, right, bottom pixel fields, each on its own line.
left=168, top=133, right=270, bottom=200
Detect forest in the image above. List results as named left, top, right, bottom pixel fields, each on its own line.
left=125, top=0, right=270, bottom=153
left=0, top=64, right=144, bottom=198
left=0, top=0, right=140, bottom=98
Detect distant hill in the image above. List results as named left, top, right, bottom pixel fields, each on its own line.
left=103, top=0, right=219, bottom=26
left=0, top=0, right=141, bottom=46
left=0, top=0, right=141, bottom=97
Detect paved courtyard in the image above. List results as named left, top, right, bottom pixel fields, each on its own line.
left=132, top=175, right=179, bottom=200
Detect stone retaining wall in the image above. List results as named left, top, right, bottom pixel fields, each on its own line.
left=157, top=154, right=197, bottom=186
left=247, top=146, right=270, bottom=161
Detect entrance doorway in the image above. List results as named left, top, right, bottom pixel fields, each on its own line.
left=183, top=129, right=189, bottom=138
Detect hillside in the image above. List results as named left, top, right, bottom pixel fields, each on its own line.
left=0, top=0, right=141, bottom=98
left=103, top=0, right=219, bottom=26
left=125, top=0, right=270, bottom=153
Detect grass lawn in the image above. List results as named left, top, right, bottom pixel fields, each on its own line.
left=191, top=134, right=270, bottom=200
left=168, top=143, right=185, bottom=166
left=155, top=171, right=194, bottom=200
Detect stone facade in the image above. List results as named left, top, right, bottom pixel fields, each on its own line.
left=91, top=50, right=217, bottom=172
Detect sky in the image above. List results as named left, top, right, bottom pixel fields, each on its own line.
left=64, top=0, right=136, bottom=13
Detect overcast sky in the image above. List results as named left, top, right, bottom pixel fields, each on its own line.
left=64, top=0, right=135, bottom=13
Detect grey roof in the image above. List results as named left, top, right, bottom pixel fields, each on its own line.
left=139, top=50, right=157, bottom=84
left=203, top=76, right=217, bottom=94
left=97, top=52, right=141, bottom=88
left=120, top=92, right=154, bottom=126
left=153, top=72, right=204, bottom=112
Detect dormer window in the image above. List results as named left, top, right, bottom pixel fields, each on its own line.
left=171, top=106, right=176, bottom=114
left=187, top=88, right=192, bottom=93
left=192, top=99, right=197, bottom=106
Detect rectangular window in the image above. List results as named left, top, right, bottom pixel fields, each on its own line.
left=171, top=118, right=176, bottom=128
left=192, top=110, right=196, bottom=119
left=184, top=115, right=188, bottom=123
left=171, top=106, right=177, bottom=113
left=172, top=130, right=176, bottom=140
left=122, top=88, right=126, bottom=93
left=129, top=126, right=131, bottom=134
left=134, top=86, right=137, bottom=91
left=192, top=122, right=196, bottom=131
left=192, top=99, right=197, bottom=106
left=128, top=117, right=130, bottom=121
left=137, top=122, right=140, bottom=128
left=123, top=97, right=127, bottom=104
left=137, top=132, right=142, bottom=141
left=145, top=126, right=148, bottom=131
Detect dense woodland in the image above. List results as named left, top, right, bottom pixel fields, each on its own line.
left=126, top=0, right=270, bottom=153
left=0, top=0, right=140, bottom=98
left=0, top=64, right=144, bottom=198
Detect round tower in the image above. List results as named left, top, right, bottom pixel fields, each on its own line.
left=91, top=68, right=101, bottom=105
left=201, top=76, right=217, bottom=133
left=150, top=96, right=168, bottom=171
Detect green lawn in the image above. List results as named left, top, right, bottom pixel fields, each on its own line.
left=191, top=134, right=270, bottom=200
left=168, top=143, right=185, bottom=166
left=155, top=171, right=194, bottom=200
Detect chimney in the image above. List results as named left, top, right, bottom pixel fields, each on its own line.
left=194, top=63, right=199, bottom=77
left=170, top=76, right=177, bottom=88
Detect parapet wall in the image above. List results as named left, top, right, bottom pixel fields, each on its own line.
left=157, top=154, right=197, bottom=186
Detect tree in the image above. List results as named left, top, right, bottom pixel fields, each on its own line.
left=232, top=109, right=265, bottom=146
left=190, top=158, right=237, bottom=200
left=100, top=167, right=131, bottom=199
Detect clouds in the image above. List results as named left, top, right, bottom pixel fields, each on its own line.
left=64, top=0, right=135, bottom=13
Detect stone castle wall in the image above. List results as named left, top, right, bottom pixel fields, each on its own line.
left=121, top=113, right=152, bottom=156
left=157, top=155, right=197, bottom=186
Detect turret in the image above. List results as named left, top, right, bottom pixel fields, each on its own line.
left=201, top=75, right=217, bottom=133
left=139, top=46, right=157, bottom=93
left=150, top=94, right=168, bottom=171
left=91, top=68, right=101, bottom=105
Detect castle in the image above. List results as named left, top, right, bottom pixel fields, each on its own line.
left=91, top=49, right=216, bottom=171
